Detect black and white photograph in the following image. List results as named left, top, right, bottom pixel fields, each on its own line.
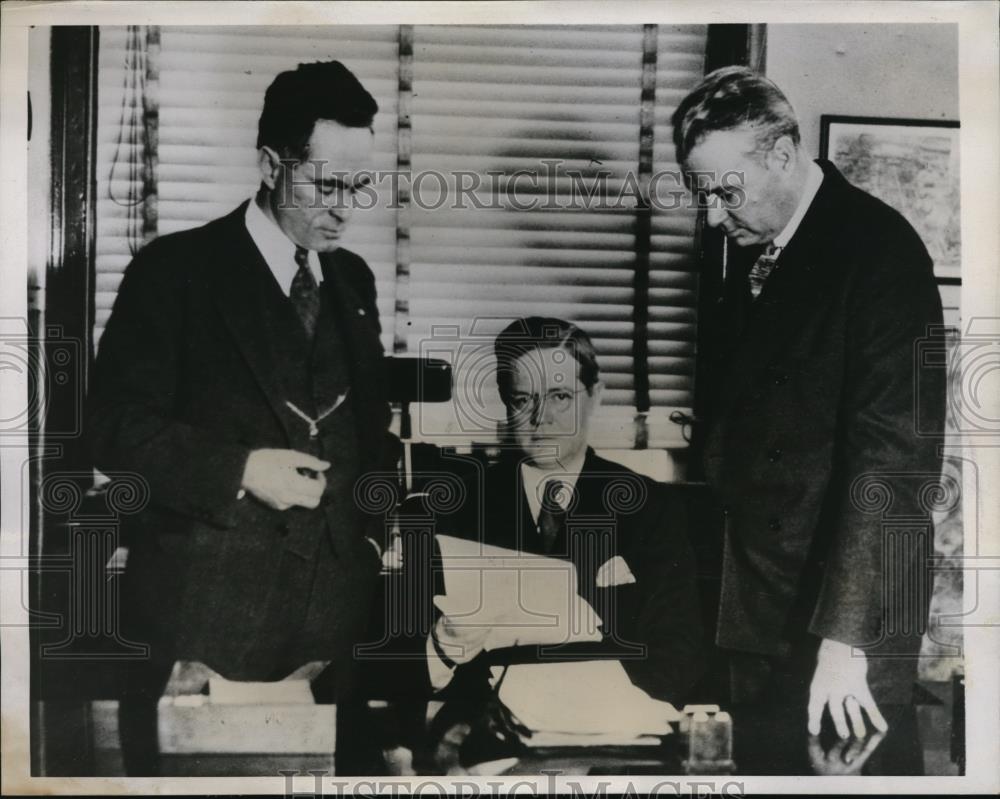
left=1, top=1, right=998, bottom=795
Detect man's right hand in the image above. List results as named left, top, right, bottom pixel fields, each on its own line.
left=240, top=449, right=330, bottom=511
left=432, top=600, right=490, bottom=666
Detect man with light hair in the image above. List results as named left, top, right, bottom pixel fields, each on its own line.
left=672, top=66, right=945, bottom=743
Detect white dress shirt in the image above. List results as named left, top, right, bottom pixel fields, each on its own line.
left=519, top=451, right=586, bottom=524
left=235, top=200, right=325, bottom=502
left=772, top=160, right=825, bottom=251
left=244, top=198, right=323, bottom=295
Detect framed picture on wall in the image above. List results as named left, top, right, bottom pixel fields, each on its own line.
left=820, top=116, right=961, bottom=326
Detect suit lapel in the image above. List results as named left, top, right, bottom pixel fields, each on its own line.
left=713, top=164, right=847, bottom=421
left=510, top=457, right=540, bottom=553
left=208, top=203, right=295, bottom=441
left=485, top=454, right=545, bottom=553
left=319, top=250, right=383, bottom=404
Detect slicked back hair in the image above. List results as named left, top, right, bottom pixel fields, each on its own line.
left=494, top=317, right=600, bottom=403
left=671, top=65, right=800, bottom=167
left=257, top=60, right=377, bottom=162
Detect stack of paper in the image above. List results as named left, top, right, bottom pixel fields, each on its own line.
left=434, top=534, right=603, bottom=651
left=497, top=660, right=680, bottom=743
left=434, top=535, right=678, bottom=744
left=207, top=677, right=314, bottom=705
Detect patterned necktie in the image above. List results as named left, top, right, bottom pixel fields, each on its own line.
left=747, top=243, right=781, bottom=300
left=290, top=246, right=320, bottom=338
left=538, top=479, right=568, bottom=554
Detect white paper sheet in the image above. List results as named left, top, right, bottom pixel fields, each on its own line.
left=434, top=534, right=603, bottom=652
left=207, top=677, right=315, bottom=705
left=497, top=660, right=680, bottom=738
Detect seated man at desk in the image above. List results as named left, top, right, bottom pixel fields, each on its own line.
left=419, top=317, right=704, bottom=712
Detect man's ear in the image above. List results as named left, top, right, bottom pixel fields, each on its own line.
left=589, top=380, right=604, bottom=410
left=257, top=146, right=282, bottom=190
left=769, top=135, right=797, bottom=173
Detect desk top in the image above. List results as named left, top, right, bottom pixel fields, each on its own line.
left=376, top=699, right=926, bottom=777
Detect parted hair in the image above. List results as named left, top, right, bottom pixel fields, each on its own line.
left=494, top=317, right=600, bottom=401
left=671, top=65, right=800, bottom=165
left=256, top=60, right=378, bottom=160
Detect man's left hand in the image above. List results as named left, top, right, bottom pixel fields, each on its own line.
left=807, top=638, right=889, bottom=739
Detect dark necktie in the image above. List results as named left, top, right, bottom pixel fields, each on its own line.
left=290, top=246, right=320, bottom=338
left=538, top=480, right=567, bottom=554
left=747, top=243, right=781, bottom=300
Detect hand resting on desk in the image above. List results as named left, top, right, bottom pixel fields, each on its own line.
left=807, top=638, right=889, bottom=740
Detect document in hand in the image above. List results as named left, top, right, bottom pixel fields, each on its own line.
left=497, top=660, right=681, bottom=742
left=434, top=534, right=603, bottom=651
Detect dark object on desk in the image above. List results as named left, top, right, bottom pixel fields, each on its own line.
left=685, top=710, right=734, bottom=774
left=384, top=356, right=452, bottom=441
left=383, top=356, right=453, bottom=404
left=382, top=356, right=451, bottom=456
left=429, top=691, right=528, bottom=773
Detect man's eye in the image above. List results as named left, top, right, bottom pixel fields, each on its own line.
left=551, top=391, right=572, bottom=402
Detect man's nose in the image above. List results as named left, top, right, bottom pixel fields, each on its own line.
left=706, top=206, right=728, bottom=228
left=529, top=397, right=556, bottom=427
left=329, top=197, right=352, bottom=222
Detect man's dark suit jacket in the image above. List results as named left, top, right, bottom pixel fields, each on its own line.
left=87, top=202, right=390, bottom=681
left=416, top=448, right=704, bottom=707
left=702, top=160, right=946, bottom=704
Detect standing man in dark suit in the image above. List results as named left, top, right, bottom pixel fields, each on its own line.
left=87, top=60, right=390, bottom=773
left=672, top=67, right=945, bottom=741
left=422, top=318, right=704, bottom=708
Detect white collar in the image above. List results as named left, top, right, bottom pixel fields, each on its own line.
left=772, top=161, right=824, bottom=250
left=244, top=198, right=324, bottom=296
left=520, top=450, right=587, bottom=524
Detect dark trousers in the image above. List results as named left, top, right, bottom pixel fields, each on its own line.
left=725, top=631, right=820, bottom=707
left=118, top=534, right=378, bottom=775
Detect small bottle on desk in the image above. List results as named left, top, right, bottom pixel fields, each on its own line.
left=685, top=710, right=735, bottom=774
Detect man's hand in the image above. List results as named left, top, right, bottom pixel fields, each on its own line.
left=807, top=638, right=889, bottom=739
left=807, top=731, right=885, bottom=775
left=432, top=597, right=490, bottom=666
left=240, top=449, right=330, bottom=510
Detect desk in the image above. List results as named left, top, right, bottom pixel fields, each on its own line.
left=83, top=682, right=947, bottom=776
left=373, top=698, right=927, bottom=777
left=729, top=703, right=923, bottom=776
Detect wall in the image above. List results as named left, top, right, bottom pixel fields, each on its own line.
left=766, top=23, right=959, bottom=157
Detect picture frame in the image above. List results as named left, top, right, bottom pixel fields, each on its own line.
left=820, top=115, right=961, bottom=326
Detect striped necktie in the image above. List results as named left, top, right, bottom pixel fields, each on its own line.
left=289, top=246, right=320, bottom=337
left=748, top=243, right=781, bottom=300
left=538, top=479, right=568, bottom=554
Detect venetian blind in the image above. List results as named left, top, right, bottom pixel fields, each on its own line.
left=95, top=25, right=401, bottom=352
left=406, top=25, right=706, bottom=446
left=93, top=24, right=708, bottom=448
left=651, top=25, right=706, bottom=410
left=94, top=26, right=150, bottom=350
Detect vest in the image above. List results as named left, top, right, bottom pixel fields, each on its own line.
left=258, top=265, right=365, bottom=559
